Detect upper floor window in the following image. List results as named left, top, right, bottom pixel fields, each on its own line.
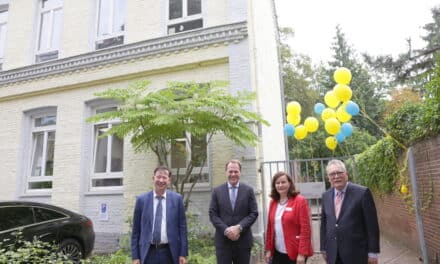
left=171, top=132, right=209, bottom=183
left=91, top=106, right=124, bottom=189
left=28, top=113, right=57, bottom=191
left=0, top=5, right=9, bottom=70
left=36, top=0, right=63, bottom=63
left=168, top=0, right=202, bottom=34
left=95, top=0, right=126, bottom=50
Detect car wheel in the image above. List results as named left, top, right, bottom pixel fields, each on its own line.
left=59, top=238, right=84, bottom=262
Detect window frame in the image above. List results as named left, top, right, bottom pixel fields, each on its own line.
left=26, top=112, right=57, bottom=193
left=0, top=4, right=9, bottom=70
left=167, top=0, right=203, bottom=35
left=170, top=132, right=210, bottom=186
left=89, top=106, right=124, bottom=191
left=94, top=0, right=126, bottom=50
left=35, top=0, right=63, bottom=63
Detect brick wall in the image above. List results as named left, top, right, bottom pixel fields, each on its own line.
left=374, top=135, right=440, bottom=263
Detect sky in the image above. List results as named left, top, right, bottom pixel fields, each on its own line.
left=275, top=0, right=439, bottom=63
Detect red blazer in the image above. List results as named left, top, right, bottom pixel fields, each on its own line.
left=265, top=194, right=313, bottom=261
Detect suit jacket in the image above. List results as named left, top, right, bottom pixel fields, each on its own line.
left=131, top=190, right=188, bottom=264
left=265, top=195, right=313, bottom=261
left=209, top=182, right=258, bottom=249
left=320, top=183, right=380, bottom=264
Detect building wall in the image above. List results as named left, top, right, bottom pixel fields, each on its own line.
left=374, top=135, right=440, bottom=263
left=0, top=0, right=286, bottom=253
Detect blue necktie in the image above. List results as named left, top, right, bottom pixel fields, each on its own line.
left=230, top=186, right=237, bottom=210
left=152, top=196, right=163, bottom=244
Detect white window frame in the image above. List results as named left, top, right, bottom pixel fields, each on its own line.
left=167, top=0, right=203, bottom=34
left=0, top=4, right=9, bottom=70
left=94, top=0, right=126, bottom=50
left=90, top=106, right=123, bottom=191
left=27, top=113, right=57, bottom=193
left=170, top=132, right=210, bottom=186
left=35, top=0, right=63, bottom=62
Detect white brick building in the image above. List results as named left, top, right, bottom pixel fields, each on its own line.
left=0, top=0, right=286, bottom=252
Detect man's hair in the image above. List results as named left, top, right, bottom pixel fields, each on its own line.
left=154, top=165, right=172, bottom=177
left=225, top=159, right=242, bottom=171
left=326, top=159, right=347, bottom=173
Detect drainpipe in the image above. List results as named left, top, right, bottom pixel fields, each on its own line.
left=269, top=0, right=289, bottom=162
left=408, top=147, right=428, bottom=264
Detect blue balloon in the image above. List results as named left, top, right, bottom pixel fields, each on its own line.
left=284, top=124, right=295, bottom=136
left=345, top=101, right=360, bottom=116
left=314, top=103, right=325, bottom=115
left=335, top=132, right=346, bottom=143
left=341, top=123, right=353, bottom=137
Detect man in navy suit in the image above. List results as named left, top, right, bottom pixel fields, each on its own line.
left=320, top=159, right=380, bottom=264
left=131, top=166, right=188, bottom=264
left=209, top=159, right=259, bottom=264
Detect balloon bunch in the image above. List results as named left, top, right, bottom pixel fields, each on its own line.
left=314, top=67, right=360, bottom=150
left=284, top=101, right=319, bottom=141
left=283, top=67, right=361, bottom=151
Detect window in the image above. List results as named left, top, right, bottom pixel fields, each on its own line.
left=91, top=106, right=123, bottom=189
left=28, top=114, right=56, bottom=190
left=34, top=207, right=66, bottom=223
left=0, top=4, right=8, bottom=70
left=35, top=0, right=62, bottom=63
left=167, top=0, right=202, bottom=34
left=95, top=0, right=126, bottom=50
left=0, top=206, right=34, bottom=231
left=171, top=132, right=209, bottom=183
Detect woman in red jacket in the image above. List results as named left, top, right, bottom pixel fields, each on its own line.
left=264, top=172, right=313, bottom=264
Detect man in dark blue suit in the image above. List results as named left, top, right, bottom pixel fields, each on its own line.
left=131, top=166, right=188, bottom=264
left=320, top=159, right=380, bottom=264
left=209, top=159, right=259, bottom=264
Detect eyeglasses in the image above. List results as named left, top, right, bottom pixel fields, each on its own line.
left=328, top=171, right=345, bottom=177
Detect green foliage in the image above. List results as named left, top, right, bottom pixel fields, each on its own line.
left=385, top=102, right=425, bottom=146
left=88, top=80, right=269, bottom=208
left=355, top=137, right=402, bottom=193
left=186, top=213, right=216, bottom=264
left=85, top=250, right=131, bottom=264
left=0, top=231, right=74, bottom=264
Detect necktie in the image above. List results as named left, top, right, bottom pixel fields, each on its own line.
left=335, top=191, right=343, bottom=219
left=230, top=186, right=237, bottom=210
left=152, top=196, right=163, bottom=244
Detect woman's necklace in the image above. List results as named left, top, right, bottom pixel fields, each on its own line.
left=279, top=197, right=288, bottom=205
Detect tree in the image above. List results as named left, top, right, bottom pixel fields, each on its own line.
left=363, top=6, right=440, bottom=87
left=87, top=80, right=269, bottom=209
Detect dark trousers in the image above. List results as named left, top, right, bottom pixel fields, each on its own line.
left=335, top=252, right=343, bottom=264
left=215, top=245, right=251, bottom=264
left=272, top=249, right=308, bottom=264
left=145, top=244, right=173, bottom=264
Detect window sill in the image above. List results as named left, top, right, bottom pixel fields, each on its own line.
left=84, top=190, right=124, bottom=196
left=20, top=192, right=52, bottom=198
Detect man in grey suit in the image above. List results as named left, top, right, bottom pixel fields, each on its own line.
left=131, top=166, right=188, bottom=264
left=320, top=159, right=380, bottom=264
left=209, top=159, right=258, bottom=264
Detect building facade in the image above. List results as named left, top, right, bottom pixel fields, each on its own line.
left=0, top=0, right=286, bottom=252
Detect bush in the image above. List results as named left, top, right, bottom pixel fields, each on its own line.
left=0, top=231, right=74, bottom=264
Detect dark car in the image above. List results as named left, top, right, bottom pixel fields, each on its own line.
left=0, top=201, right=95, bottom=262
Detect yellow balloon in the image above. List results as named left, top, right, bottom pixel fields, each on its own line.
left=304, top=117, right=319, bottom=132
left=400, top=184, right=408, bottom=195
left=336, top=105, right=352, bottom=122
left=324, top=91, right=340, bottom=108
left=294, top=125, right=308, bottom=140
left=286, top=101, right=301, bottom=115
left=334, top=67, right=352, bottom=85
left=321, top=108, right=336, bottom=121
left=325, top=136, right=338, bottom=150
left=333, top=84, right=352, bottom=102
left=287, top=114, right=301, bottom=126
left=325, top=117, right=341, bottom=135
